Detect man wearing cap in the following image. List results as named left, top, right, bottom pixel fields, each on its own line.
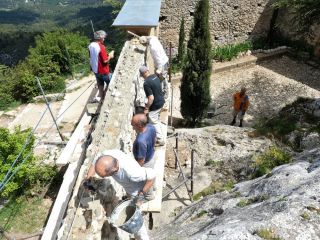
left=139, top=66, right=165, bottom=146
left=139, top=36, right=169, bottom=98
left=88, top=30, right=114, bottom=101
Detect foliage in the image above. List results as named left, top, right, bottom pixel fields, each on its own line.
left=273, top=0, right=320, bottom=34
left=0, top=67, right=15, bottom=110
left=255, top=117, right=297, bottom=137
left=252, top=147, right=292, bottom=178
left=0, top=127, right=57, bottom=198
left=6, top=30, right=89, bottom=103
left=193, top=180, right=234, bottom=201
left=0, top=196, right=50, bottom=233
left=254, top=228, right=282, bottom=240
left=180, top=0, right=212, bottom=126
left=178, top=17, right=186, bottom=64
left=237, top=195, right=270, bottom=207
left=104, top=0, right=124, bottom=15
left=212, top=41, right=252, bottom=61
left=300, top=212, right=310, bottom=220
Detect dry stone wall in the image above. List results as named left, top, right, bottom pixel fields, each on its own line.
left=159, top=0, right=275, bottom=48
left=57, top=40, right=147, bottom=240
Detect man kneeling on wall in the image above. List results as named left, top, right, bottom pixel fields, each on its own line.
left=85, top=149, right=155, bottom=240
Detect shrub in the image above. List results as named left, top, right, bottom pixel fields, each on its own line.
left=254, top=228, right=282, bottom=240
left=212, top=41, right=252, bottom=61
left=255, top=116, right=297, bottom=138
left=252, top=147, right=292, bottom=178
left=10, top=30, right=89, bottom=102
left=0, top=127, right=57, bottom=198
left=193, top=180, right=234, bottom=201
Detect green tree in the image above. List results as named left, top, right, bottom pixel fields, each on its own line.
left=11, top=30, right=89, bottom=102
left=0, top=127, right=57, bottom=198
left=180, top=0, right=212, bottom=126
left=178, top=17, right=186, bottom=63
left=274, top=0, right=320, bottom=33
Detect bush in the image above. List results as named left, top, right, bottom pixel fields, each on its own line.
left=252, top=147, right=292, bottom=178
left=255, top=117, right=297, bottom=137
left=9, top=30, right=89, bottom=102
left=0, top=127, right=57, bottom=198
left=212, top=42, right=252, bottom=61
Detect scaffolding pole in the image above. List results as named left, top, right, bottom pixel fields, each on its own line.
left=36, top=77, right=64, bottom=141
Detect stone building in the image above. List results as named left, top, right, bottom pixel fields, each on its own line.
left=159, top=0, right=275, bottom=48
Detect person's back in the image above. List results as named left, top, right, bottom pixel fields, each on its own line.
left=148, top=36, right=169, bottom=69
left=143, top=74, right=165, bottom=111
left=233, top=92, right=249, bottom=111
left=133, top=124, right=156, bottom=166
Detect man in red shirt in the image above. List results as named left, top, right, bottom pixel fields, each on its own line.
left=88, top=30, right=114, bottom=101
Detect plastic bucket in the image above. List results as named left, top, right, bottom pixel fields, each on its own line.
left=109, top=200, right=143, bottom=234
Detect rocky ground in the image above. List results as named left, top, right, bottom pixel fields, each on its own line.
left=152, top=148, right=320, bottom=240
left=170, top=56, right=320, bottom=128
left=150, top=55, right=320, bottom=239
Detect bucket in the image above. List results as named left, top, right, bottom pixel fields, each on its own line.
left=109, top=200, right=143, bottom=234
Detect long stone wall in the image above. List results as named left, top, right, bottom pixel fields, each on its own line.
left=159, top=0, right=275, bottom=48
left=56, top=40, right=147, bottom=240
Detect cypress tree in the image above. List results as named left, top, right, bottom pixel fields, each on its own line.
left=177, top=17, right=185, bottom=63
left=180, top=0, right=212, bottom=126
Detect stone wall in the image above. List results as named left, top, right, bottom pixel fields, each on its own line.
left=159, top=0, right=275, bottom=48
left=57, top=40, right=148, bottom=240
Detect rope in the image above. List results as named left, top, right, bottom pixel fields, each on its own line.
left=0, top=79, right=95, bottom=194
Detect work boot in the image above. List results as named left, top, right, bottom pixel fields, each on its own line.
left=230, top=118, right=236, bottom=126
left=239, top=120, right=243, bottom=127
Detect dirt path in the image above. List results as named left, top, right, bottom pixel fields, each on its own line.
left=0, top=75, right=96, bottom=162
left=171, top=56, right=320, bottom=127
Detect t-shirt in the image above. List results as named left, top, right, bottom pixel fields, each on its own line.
left=93, top=149, right=156, bottom=196
left=133, top=124, right=156, bottom=164
left=88, top=41, right=109, bottom=74
left=149, top=37, right=169, bottom=69
left=143, top=74, right=165, bottom=111
left=233, top=92, right=249, bottom=111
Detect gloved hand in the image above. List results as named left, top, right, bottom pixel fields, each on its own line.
left=155, top=68, right=162, bottom=75
left=83, top=179, right=96, bottom=192
left=133, top=192, right=145, bottom=206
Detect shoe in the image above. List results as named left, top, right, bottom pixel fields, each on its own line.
left=230, top=119, right=236, bottom=126
left=91, top=96, right=101, bottom=103
left=155, top=140, right=165, bottom=147
left=239, top=120, right=243, bottom=127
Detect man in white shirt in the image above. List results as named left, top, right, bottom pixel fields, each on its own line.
left=86, top=149, right=155, bottom=240
left=139, top=36, right=169, bottom=98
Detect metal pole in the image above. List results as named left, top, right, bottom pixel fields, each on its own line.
left=191, top=149, right=194, bottom=197
left=169, top=42, right=173, bottom=127
left=90, top=20, right=95, bottom=35
left=175, top=135, right=178, bottom=169
left=36, top=77, right=65, bottom=141
left=173, top=149, right=193, bottom=201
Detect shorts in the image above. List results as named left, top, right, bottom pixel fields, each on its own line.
left=95, top=73, right=111, bottom=87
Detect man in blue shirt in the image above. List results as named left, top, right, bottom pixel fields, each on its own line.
left=131, top=113, right=156, bottom=168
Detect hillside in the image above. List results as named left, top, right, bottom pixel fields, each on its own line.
left=0, top=0, right=118, bottom=65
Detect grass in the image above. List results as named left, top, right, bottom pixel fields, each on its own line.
left=204, top=160, right=222, bottom=167
left=237, top=195, right=270, bottom=207
left=255, top=117, right=297, bottom=138
left=193, top=180, right=234, bottom=201
left=191, top=210, right=208, bottom=221
left=212, top=41, right=252, bottom=61
left=300, top=212, right=310, bottom=220
left=0, top=197, right=50, bottom=233
left=255, top=228, right=282, bottom=240
left=252, top=147, right=292, bottom=178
